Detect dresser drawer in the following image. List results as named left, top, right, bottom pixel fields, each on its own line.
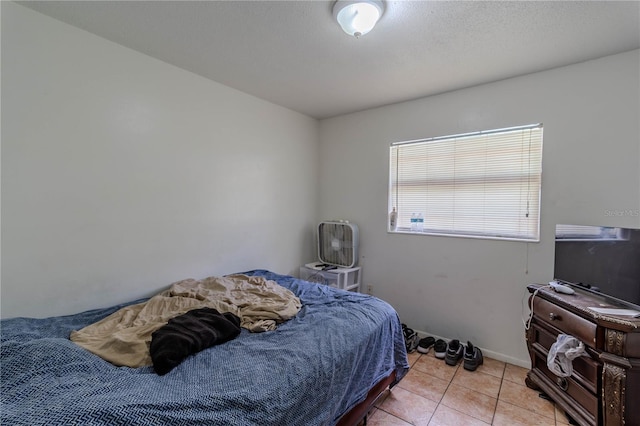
left=533, top=297, right=598, bottom=349
left=526, top=284, right=640, bottom=426
left=531, top=323, right=600, bottom=393
left=532, top=350, right=599, bottom=421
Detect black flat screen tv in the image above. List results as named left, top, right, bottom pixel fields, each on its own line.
left=554, top=224, right=640, bottom=308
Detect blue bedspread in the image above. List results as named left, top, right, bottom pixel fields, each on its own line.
left=1, top=270, right=409, bottom=426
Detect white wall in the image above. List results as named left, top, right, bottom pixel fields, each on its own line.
left=318, top=50, right=640, bottom=366
left=1, top=3, right=319, bottom=319
left=3, top=2, right=639, bottom=367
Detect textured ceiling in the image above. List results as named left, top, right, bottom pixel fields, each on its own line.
left=19, top=1, right=640, bottom=119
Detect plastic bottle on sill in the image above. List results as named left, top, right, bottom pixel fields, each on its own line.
left=389, top=207, right=397, bottom=231
left=417, top=213, right=424, bottom=232
left=410, top=213, right=417, bottom=231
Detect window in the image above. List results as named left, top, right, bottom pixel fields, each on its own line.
left=389, top=124, right=543, bottom=241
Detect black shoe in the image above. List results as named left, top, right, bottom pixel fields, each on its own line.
left=463, top=341, right=484, bottom=371
left=402, top=324, right=419, bottom=353
left=417, top=336, right=435, bottom=354
left=445, top=339, right=464, bottom=366
left=434, top=339, right=447, bottom=359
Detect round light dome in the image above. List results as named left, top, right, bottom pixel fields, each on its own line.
left=333, top=0, right=384, bottom=38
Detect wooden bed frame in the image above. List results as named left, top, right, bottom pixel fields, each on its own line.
left=336, top=371, right=397, bottom=426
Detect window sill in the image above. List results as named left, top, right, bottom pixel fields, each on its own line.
left=388, top=229, right=539, bottom=243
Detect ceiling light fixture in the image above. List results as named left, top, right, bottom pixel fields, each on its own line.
left=333, top=0, right=384, bottom=39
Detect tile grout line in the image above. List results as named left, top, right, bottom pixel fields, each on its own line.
left=500, top=374, right=559, bottom=422
left=411, top=352, right=506, bottom=425
left=433, top=353, right=500, bottom=423
left=413, top=352, right=492, bottom=425
left=381, top=353, right=542, bottom=426
left=489, top=362, right=507, bottom=425
left=380, top=351, right=453, bottom=425
left=384, top=351, right=441, bottom=425
left=426, top=356, right=459, bottom=426
left=438, top=361, right=496, bottom=426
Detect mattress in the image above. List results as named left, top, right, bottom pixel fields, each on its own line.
left=1, top=269, right=409, bottom=426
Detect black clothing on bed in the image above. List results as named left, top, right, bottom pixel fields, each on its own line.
left=150, top=307, right=241, bottom=375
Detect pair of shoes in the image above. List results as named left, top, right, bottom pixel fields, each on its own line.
left=417, top=336, right=435, bottom=354
left=445, top=339, right=464, bottom=366
left=463, top=341, right=484, bottom=371
left=402, top=324, right=419, bottom=353
left=434, top=339, right=447, bottom=359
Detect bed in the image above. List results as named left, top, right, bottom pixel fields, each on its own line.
left=1, top=269, right=409, bottom=425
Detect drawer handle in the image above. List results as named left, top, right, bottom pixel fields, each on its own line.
left=549, top=312, right=560, bottom=321
left=556, top=377, right=568, bottom=391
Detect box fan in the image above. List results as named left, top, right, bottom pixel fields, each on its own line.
left=316, top=221, right=359, bottom=268
left=301, top=221, right=361, bottom=291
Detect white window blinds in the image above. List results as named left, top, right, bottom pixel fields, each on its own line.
left=389, top=124, right=543, bottom=241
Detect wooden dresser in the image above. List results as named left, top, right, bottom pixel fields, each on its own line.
left=525, top=284, right=640, bottom=426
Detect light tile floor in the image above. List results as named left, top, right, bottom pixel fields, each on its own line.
left=362, top=350, right=573, bottom=426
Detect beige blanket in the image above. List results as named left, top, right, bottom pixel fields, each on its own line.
left=70, top=274, right=301, bottom=367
